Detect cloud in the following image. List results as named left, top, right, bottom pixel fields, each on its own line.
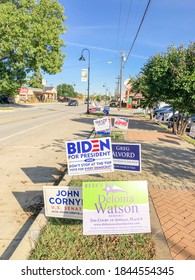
left=65, top=41, right=118, bottom=53
left=71, top=25, right=113, bottom=31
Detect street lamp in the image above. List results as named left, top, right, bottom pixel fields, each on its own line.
left=79, top=48, right=90, bottom=114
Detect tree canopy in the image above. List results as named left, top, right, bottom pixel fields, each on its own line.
left=131, top=43, right=195, bottom=133
left=57, top=83, right=77, bottom=98
left=133, top=43, right=195, bottom=114
left=0, top=0, right=66, bottom=96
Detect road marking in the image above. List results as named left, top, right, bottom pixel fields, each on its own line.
left=0, top=116, right=69, bottom=142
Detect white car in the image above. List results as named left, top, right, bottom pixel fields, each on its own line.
left=163, top=111, right=178, bottom=123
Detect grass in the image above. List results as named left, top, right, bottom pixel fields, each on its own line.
left=111, top=131, right=124, bottom=141
left=179, top=133, right=195, bottom=146
left=29, top=218, right=155, bottom=260
left=141, top=113, right=195, bottom=146
left=158, top=121, right=195, bottom=146
left=94, top=131, right=124, bottom=141
left=0, top=107, right=13, bottom=111
left=28, top=178, right=155, bottom=260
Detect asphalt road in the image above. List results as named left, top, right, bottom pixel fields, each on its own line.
left=0, top=102, right=88, bottom=259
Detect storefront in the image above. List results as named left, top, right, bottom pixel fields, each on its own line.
left=17, top=86, right=57, bottom=102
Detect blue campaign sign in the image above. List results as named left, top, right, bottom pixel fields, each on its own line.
left=66, top=137, right=114, bottom=175
left=103, top=106, right=110, bottom=115
left=112, top=143, right=141, bottom=172
left=96, top=131, right=111, bottom=135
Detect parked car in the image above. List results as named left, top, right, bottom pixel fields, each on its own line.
left=153, top=105, right=172, bottom=116
left=58, top=97, right=70, bottom=103
left=155, top=107, right=174, bottom=120
left=68, top=99, right=79, bottom=106
left=166, top=114, right=195, bottom=132
left=185, top=115, right=195, bottom=133
left=109, top=99, right=119, bottom=107
left=162, top=110, right=179, bottom=122
left=0, top=94, right=10, bottom=104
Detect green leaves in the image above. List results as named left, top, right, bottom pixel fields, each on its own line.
left=57, top=83, right=77, bottom=98
left=0, top=0, right=67, bottom=94
left=132, top=43, right=195, bottom=115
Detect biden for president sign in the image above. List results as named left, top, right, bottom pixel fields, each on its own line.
left=66, top=137, right=114, bottom=175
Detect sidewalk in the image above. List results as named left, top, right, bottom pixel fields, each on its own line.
left=10, top=109, right=195, bottom=260
left=124, top=114, right=195, bottom=260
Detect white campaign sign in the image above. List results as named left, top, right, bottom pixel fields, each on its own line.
left=93, top=117, right=110, bottom=132
left=66, top=137, right=114, bottom=175
left=43, top=186, right=82, bottom=219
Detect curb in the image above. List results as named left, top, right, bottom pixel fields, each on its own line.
left=10, top=208, right=47, bottom=260
left=149, top=198, right=172, bottom=260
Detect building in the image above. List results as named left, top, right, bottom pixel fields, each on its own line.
left=124, top=78, right=144, bottom=108
left=16, top=86, right=57, bottom=103
left=44, top=87, right=57, bottom=101
left=128, top=92, right=145, bottom=108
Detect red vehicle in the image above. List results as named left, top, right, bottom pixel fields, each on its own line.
left=58, top=97, right=70, bottom=103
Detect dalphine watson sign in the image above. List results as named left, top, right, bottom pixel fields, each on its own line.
left=82, top=180, right=151, bottom=235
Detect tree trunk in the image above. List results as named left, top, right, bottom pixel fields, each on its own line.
left=172, top=109, right=177, bottom=134
left=179, top=116, right=190, bottom=135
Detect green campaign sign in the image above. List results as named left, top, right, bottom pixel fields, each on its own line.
left=83, top=181, right=151, bottom=235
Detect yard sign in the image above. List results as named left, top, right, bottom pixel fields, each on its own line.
left=114, top=117, right=129, bottom=129
left=43, top=186, right=82, bottom=219
left=93, top=117, right=110, bottom=132
left=83, top=181, right=151, bottom=235
left=112, top=143, right=141, bottom=172
left=94, top=117, right=112, bottom=135
left=66, top=137, right=114, bottom=175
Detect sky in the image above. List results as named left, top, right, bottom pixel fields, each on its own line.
left=44, top=0, right=195, bottom=97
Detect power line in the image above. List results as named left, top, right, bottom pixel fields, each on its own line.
left=115, top=0, right=123, bottom=51
left=121, top=0, right=133, bottom=48
left=123, top=0, right=152, bottom=67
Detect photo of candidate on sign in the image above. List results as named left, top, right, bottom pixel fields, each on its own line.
left=43, top=186, right=82, bottom=219
left=112, top=143, right=141, bottom=172
left=83, top=180, right=151, bottom=235
left=66, top=137, right=114, bottom=175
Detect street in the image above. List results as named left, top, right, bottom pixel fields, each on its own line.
left=0, top=102, right=90, bottom=259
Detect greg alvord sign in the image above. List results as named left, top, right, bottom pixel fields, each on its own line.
left=66, top=137, right=114, bottom=175
left=112, top=143, right=141, bottom=172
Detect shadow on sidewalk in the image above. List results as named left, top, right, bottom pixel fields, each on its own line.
left=141, top=142, right=195, bottom=185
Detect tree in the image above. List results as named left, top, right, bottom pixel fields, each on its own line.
left=133, top=75, right=155, bottom=118
left=27, top=70, right=43, bottom=88
left=57, top=83, right=77, bottom=98
left=132, top=43, right=195, bottom=133
left=95, top=95, right=101, bottom=102
left=0, top=0, right=66, bottom=96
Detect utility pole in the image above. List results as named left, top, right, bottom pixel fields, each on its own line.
left=119, top=51, right=126, bottom=109
left=116, top=76, right=120, bottom=101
